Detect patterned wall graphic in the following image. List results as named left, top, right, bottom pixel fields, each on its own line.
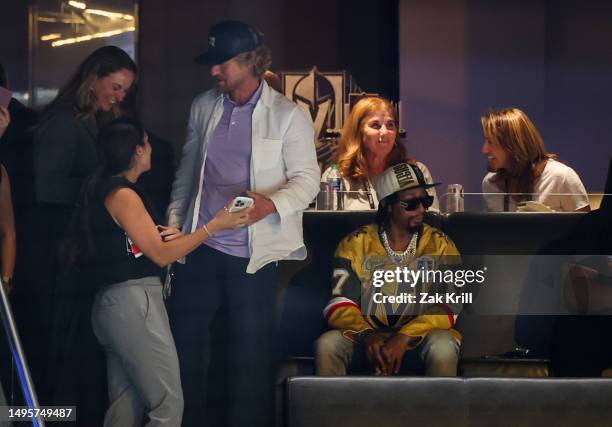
left=281, top=66, right=380, bottom=170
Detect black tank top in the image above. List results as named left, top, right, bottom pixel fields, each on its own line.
left=91, top=176, right=163, bottom=286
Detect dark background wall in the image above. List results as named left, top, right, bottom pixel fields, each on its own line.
left=138, top=0, right=399, bottom=151
left=0, top=1, right=30, bottom=93
left=400, top=0, right=612, bottom=195
left=2, top=0, right=610, bottom=193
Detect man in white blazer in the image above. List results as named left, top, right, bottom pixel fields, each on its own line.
left=167, top=20, right=319, bottom=427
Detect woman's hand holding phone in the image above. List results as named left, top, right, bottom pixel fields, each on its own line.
left=228, top=195, right=255, bottom=212
left=208, top=201, right=254, bottom=233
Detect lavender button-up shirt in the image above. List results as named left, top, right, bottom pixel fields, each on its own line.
left=197, top=82, right=263, bottom=258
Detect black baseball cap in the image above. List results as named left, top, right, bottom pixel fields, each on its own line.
left=194, top=20, right=262, bottom=65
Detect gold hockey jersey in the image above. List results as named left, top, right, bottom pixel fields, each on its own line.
left=323, top=223, right=462, bottom=347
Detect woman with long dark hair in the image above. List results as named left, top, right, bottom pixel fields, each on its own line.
left=73, top=118, right=250, bottom=426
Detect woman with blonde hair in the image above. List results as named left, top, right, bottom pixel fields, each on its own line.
left=481, top=108, right=589, bottom=212
left=322, top=96, right=439, bottom=210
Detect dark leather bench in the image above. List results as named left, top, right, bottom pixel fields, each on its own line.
left=284, top=376, right=612, bottom=427
left=447, top=212, right=584, bottom=366
left=275, top=211, right=608, bottom=426
left=279, top=211, right=585, bottom=364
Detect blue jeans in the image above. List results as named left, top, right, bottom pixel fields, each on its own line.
left=316, top=329, right=459, bottom=376
left=168, top=244, right=277, bottom=427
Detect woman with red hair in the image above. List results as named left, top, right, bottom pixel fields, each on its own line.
left=322, top=96, right=439, bottom=210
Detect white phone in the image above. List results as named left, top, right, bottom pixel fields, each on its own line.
left=229, top=196, right=254, bottom=213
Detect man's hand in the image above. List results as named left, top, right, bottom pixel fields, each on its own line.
left=363, top=333, right=390, bottom=375
left=245, top=191, right=276, bottom=225
left=157, top=225, right=183, bottom=242
left=381, top=334, right=413, bottom=375
left=0, top=107, right=10, bottom=139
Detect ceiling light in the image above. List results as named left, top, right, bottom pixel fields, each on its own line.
left=41, top=33, right=62, bottom=41
left=67, top=1, right=87, bottom=9
left=84, top=9, right=134, bottom=20
left=51, top=26, right=135, bottom=47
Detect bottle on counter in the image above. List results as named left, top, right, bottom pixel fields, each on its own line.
left=326, top=163, right=344, bottom=210
left=316, top=182, right=333, bottom=210
left=445, top=183, right=464, bottom=213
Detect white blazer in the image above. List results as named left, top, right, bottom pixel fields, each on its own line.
left=167, top=81, right=320, bottom=273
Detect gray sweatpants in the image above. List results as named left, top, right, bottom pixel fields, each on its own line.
left=92, top=277, right=183, bottom=427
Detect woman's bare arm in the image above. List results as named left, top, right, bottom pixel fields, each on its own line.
left=0, top=165, right=16, bottom=292
left=105, top=187, right=249, bottom=267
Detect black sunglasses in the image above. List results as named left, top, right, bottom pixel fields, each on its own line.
left=399, top=195, right=434, bottom=211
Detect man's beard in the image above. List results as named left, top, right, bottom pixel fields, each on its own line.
left=216, top=80, right=230, bottom=93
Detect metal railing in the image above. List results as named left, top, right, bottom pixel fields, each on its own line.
left=0, top=279, right=45, bottom=426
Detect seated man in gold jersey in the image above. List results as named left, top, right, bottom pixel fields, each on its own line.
left=316, top=163, right=462, bottom=376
